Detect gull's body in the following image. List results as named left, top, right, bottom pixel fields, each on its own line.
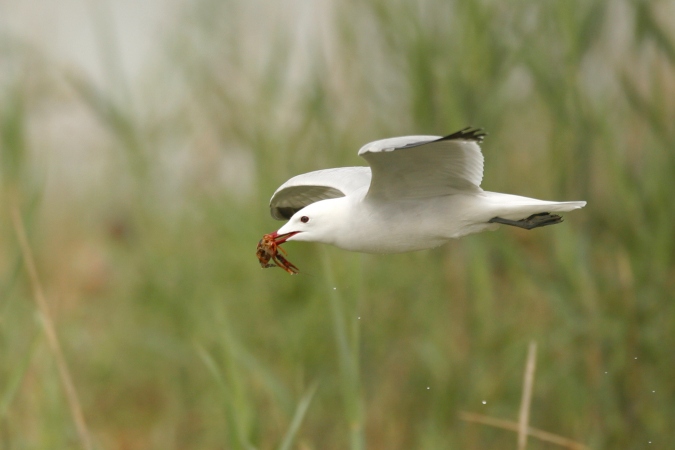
left=267, top=128, right=586, bottom=254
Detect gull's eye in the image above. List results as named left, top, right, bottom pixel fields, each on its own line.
left=300, top=216, right=310, bottom=223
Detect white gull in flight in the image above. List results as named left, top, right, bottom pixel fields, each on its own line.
left=264, top=128, right=586, bottom=255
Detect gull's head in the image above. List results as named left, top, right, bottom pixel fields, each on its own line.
left=271, top=199, right=347, bottom=246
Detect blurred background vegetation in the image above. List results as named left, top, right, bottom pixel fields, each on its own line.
left=1, top=0, right=674, bottom=448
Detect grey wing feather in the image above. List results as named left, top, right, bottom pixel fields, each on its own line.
left=358, top=127, right=486, bottom=200
left=269, top=167, right=372, bottom=220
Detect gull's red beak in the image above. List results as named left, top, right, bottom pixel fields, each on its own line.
left=269, top=231, right=300, bottom=244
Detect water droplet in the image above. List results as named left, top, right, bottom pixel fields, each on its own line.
left=482, top=400, right=487, bottom=405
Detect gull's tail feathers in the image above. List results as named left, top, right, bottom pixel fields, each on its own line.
left=481, top=192, right=586, bottom=222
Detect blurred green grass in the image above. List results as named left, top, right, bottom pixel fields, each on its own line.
left=2, top=0, right=675, bottom=448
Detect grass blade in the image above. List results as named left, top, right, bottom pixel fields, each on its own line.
left=195, top=343, right=255, bottom=450
left=277, top=383, right=319, bottom=450
left=0, top=334, right=39, bottom=419
left=10, top=204, right=93, bottom=450
left=518, top=341, right=538, bottom=450
left=322, top=249, right=365, bottom=450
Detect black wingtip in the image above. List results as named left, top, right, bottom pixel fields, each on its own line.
left=441, top=127, right=487, bottom=143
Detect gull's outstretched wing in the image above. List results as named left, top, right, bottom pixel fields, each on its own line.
left=269, top=167, right=371, bottom=220
left=358, top=127, right=486, bottom=200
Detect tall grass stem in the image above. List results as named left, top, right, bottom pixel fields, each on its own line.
left=322, top=249, right=365, bottom=450
left=10, top=204, right=94, bottom=450
left=518, top=341, right=537, bottom=450
left=459, top=412, right=589, bottom=450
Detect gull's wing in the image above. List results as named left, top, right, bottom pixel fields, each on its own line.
left=269, top=167, right=371, bottom=220
left=358, top=127, right=486, bottom=200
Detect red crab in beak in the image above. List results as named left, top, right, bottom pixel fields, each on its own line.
left=256, top=231, right=300, bottom=274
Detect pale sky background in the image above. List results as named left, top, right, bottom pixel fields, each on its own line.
left=0, top=0, right=337, bottom=204
left=0, top=0, right=333, bottom=86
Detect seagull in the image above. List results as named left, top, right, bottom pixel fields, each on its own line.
left=265, top=128, right=586, bottom=254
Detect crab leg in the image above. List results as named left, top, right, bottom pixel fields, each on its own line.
left=274, top=242, right=288, bottom=256
left=272, top=253, right=299, bottom=274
